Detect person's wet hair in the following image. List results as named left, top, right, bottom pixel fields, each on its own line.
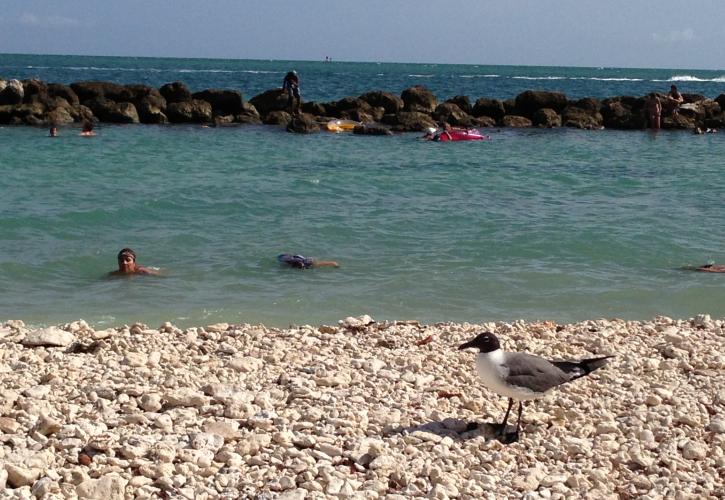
left=117, top=248, right=136, bottom=262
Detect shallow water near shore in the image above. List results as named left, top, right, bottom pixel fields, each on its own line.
left=2, top=122, right=725, bottom=328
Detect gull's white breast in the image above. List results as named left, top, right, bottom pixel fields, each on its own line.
left=475, top=350, right=543, bottom=401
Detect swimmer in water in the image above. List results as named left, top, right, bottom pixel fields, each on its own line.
left=80, top=120, right=96, bottom=137
left=277, top=253, right=339, bottom=269
left=109, top=248, right=160, bottom=276
left=695, top=263, right=725, bottom=273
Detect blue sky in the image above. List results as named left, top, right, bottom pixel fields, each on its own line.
left=1, top=0, right=724, bottom=69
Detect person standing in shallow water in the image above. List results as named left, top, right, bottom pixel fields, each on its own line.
left=109, top=248, right=160, bottom=276
left=282, top=70, right=301, bottom=114
left=645, top=93, right=662, bottom=130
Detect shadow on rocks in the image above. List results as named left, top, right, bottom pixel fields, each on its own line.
left=387, top=419, right=521, bottom=444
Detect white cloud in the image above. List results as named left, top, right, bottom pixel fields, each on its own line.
left=651, top=28, right=696, bottom=44
left=19, top=13, right=81, bottom=28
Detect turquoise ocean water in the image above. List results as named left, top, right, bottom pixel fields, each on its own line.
left=2, top=54, right=725, bottom=328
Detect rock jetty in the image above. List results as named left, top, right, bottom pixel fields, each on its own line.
left=2, top=77, right=725, bottom=134
left=1, top=315, right=723, bottom=498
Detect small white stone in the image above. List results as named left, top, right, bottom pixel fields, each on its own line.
left=22, top=326, right=75, bottom=347
left=681, top=440, right=707, bottom=460
left=75, top=473, right=128, bottom=500
left=228, top=356, right=263, bottom=373
left=5, top=464, right=41, bottom=488
left=707, top=418, right=725, bottom=433
left=645, top=394, right=662, bottom=406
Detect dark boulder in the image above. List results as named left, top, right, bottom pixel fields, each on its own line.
left=601, top=99, right=644, bottom=129
left=401, top=86, right=437, bottom=114
left=472, top=98, right=506, bottom=121
left=46, top=96, right=79, bottom=124
left=166, top=99, right=212, bottom=123
left=677, top=102, right=707, bottom=123
left=71, top=81, right=132, bottom=103
left=472, top=116, right=497, bottom=128
left=249, top=88, right=289, bottom=116
left=2, top=102, right=47, bottom=125
left=22, top=79, right=48, bottom=104
left=264, top=110, right=292, bottom=126
left=137, top=96, right=168, bottom=124
left=572, top=97, right=601, bottom=114
left=287, top=113, right=320, bottom=134
left=159, top=81, right=192, bottom=104
left=192, top=89, right=244, bottom=115
left=502, top=115, right=532, bottom=128
left=47, top=83, right=79, bottom=107
left=562, top=106, right=603, bottom=129
left=515, top=90, right=568, bottom=118
left=325, top=97, right=372, bottom=118
left=701, top=99, right=722, bottom=119
left=433, top=102, right=473, bottom=127
left=715, top=94, right=725, bottom=111
left=0, top=105, right=16, bottom=124
left=682, top=93, right=706, bottom=104
left=446, top=95, right=472, bottom=114
left=132, top=87, right=167, bottom=123
left=382, top=111, right=437, bottom=132
left=85, top=97, right=140, bottom=123
left=0, top=81, right=24, bottom=105
left=341, top=109, right=376, bottom=123
left=47, top=105, right=76, bottom=125
left=704, top=112, right=725, bottom=129
left=532, top=108, right=561, bottom=128
left=301, top=101, right=327, bottom=116
left=662, top=112, right=696, bottom=130
left=358, top=91, right=404, bottom=114
left=235, top=112, right=262, bottom=125
left=353, top=124, right=393, bottom=136
left=234, top=102, right=261, bottom=124
left=125, top=85, right=164, bottom=107
left=77, top=105, right=94, bottom=123
left=503, top=98, right=517, bottom=115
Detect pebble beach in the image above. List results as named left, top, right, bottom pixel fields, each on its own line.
left=1, top=315, right=723, bottom=499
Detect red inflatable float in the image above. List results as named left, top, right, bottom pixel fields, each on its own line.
left=436, top=128, right=488, bottom=141
left=422, top=127, right=489, bottom=142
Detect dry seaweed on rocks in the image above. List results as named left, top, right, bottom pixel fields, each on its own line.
left=1, top=315, right=724, bottom=497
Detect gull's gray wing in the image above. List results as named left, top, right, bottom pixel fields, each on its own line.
left=502, top=352, right=571, bottom=393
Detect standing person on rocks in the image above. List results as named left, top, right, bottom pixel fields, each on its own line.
left=109, top=248, right=160, bottom=276
left=282, top=70, right=301, bottom=115
left=645, top=93, right=662, bottom=130
left=666, top=84, right=684, bottom=115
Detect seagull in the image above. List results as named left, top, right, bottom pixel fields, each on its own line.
left=458, top=331, right=612, bottom=441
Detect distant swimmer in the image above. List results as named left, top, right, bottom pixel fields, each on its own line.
left=696, top=263, right=725, bottom=273
left=49, top=125, right=58, bottom=137
left=109, top=248, right=161, bottom=276
left=277, top=253, right=339, bottom=269
left=80, top=120, right=96, bottom=137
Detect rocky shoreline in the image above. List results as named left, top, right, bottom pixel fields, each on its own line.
left=1, top=315, right=723, bottom=499
left=2, top=77, right=725, bottom=134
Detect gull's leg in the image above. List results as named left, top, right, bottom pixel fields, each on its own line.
left=499, top=398, right=514, bottom=434
left=515, top=401, right=524, bottom=435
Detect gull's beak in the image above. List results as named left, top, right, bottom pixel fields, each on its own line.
left=458, top=339, right=475, bottom=350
